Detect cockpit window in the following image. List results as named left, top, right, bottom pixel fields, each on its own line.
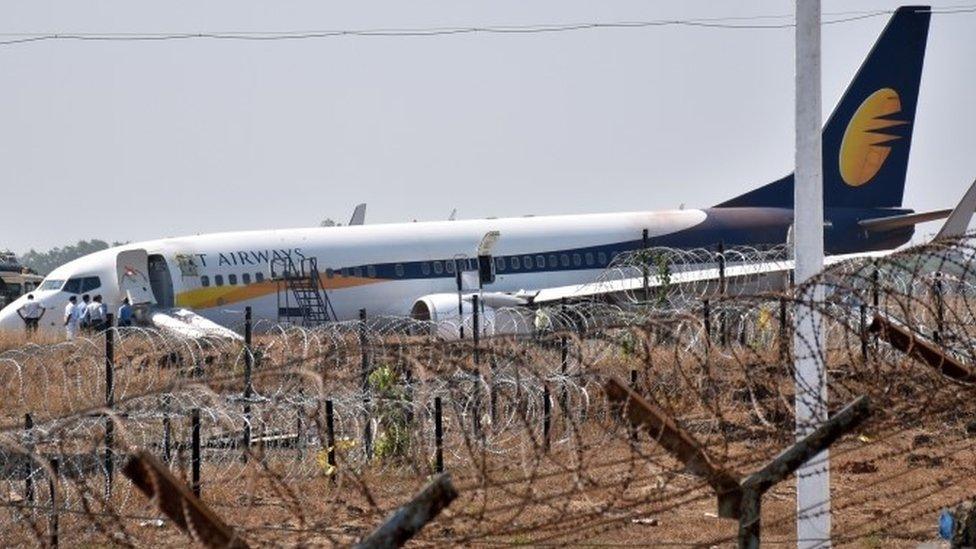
left=62, top=276, right=101, bottom=295
left=39, top=279, right=65, bottom=291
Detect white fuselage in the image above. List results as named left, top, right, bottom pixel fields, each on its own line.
left=0, top=209, right=707, bottom=335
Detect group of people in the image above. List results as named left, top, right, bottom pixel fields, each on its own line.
left=16, top=294, right=135, bottom=339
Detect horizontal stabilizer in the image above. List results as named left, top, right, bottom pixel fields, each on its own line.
left=858, top=209, right=952, bottom=232
left=935, top=177, right=976, bottom=239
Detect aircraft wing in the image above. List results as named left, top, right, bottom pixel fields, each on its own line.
left=526, top=251, right=893, bottom=305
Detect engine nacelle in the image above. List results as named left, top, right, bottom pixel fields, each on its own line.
left=410, top=293, right=533, bottom=340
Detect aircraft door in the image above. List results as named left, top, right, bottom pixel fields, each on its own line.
left=116, top=249, right=156, bottom=305
left=148, top=254, right=175, bottom=308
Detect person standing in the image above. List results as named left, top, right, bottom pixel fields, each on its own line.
left=87, top=295, right=108, bottom=332
left=79, top=294, right=92, bottom=333
left=64, top=296, right=82, bottom=339
left=17, top=294, right=46, bottom=336
left=117, top=297, right=134, bottom=327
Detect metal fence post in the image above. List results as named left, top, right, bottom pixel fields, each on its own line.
left=242, top=307, right=253, bottom=462
left=162, top=394, right=172, bottom=463
left=191, top=408, right=201, bottom=498
left=703, top=299, right=712, bottom=349
left=49, top=457, right=59, bottom=548
left=542, top=385, right=551, bottom=452
left=934, top=271, right=945, bottom=343
left=104, top=315, right=114, bottom=498
left=642, top=228, right=650, bottom=303
left=859, top=303, right=868, bottom=363
left=359, top=308, right=373, bottom=461
left=434, top=397, right=444, bottom=473
left=24, top=413, right=34, bottom=504
left=325, top=399, right=337, bottom=481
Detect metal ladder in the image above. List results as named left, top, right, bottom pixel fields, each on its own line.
left=273, top=257, right=336, bottom=326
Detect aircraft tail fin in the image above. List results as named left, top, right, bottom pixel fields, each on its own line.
left=716, top=6, right=930, bottom=209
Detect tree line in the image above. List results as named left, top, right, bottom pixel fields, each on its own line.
left=18, top=240, right=126, bottom=276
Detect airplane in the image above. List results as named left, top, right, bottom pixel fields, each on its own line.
left=0, top=6, right=950, bottom=339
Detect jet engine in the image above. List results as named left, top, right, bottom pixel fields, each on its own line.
left=410, top=292, right=533, bottom=340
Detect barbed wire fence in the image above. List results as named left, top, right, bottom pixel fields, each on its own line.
left=2, top=237, right=976, bottom=546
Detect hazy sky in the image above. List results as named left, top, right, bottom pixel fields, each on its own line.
left=2, top=1, right=974, bottom=254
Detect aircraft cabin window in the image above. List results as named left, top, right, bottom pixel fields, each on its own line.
left=255, top=272, right=265, bottom=283
left=433, top=261, right=444, bottom=275
left=495, top=257, right=506, bottom=272
left=598, top=252, right=607, bottom=265
left=325, top=268, right=334, bottom=279
left=39, top=279, right=65, bottom=291
left=353, top=267, right=363, bottom=277
left=242, top=273, right=251, bottom=285
left=548, top=255, right=558, bottom=268
left=366, top=265, right=377, bottom=278
left=536, top=255, right=545, bottom=269
left=394, top=264, right=405, bottom=277
left=560, top=254, right=570, bottom=267
left=229, top=274, right=238, bottom=285
left=510, top=256, right=520, bottom=270
left=445, top=261, right=455, bottom=274
left=585, top=252, right=594, bottom=266
left=215, top=275, right=224, bottom=286
left=201, top=276, right=210, bottom=287
left=523, top=256, right=533, bottom=269
left=573, top=254, right=582, bottom=267
left=341, top=267, right=350, bottom=277
left=421, top=262, right=431, bottom=276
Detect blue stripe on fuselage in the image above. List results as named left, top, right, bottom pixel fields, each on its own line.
left=331, top=207, right=914, bottom=282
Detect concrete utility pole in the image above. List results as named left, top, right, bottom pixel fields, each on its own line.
left=794, top=1, right=829, bottom=547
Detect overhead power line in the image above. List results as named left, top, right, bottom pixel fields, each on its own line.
left=0, top=5, right=972, bottom=48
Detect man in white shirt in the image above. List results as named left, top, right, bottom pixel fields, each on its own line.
left=86, top=294, right=108, bottom=332
left=64, top=296, right=82, bottom=339
left=16, top=294, right=46, bottom=336
left=79, top=294, right=92, bottom=332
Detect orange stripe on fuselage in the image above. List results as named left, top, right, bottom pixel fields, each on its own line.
left=175, top=275, right=388, bottom=309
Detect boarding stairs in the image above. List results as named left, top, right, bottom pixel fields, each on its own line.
left=272, top=257, right=336, bottom=326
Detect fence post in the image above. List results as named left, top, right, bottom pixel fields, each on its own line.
left=642, top=228, right=650, bottom=303
left=735, top=396, right=871, bottom=548
left=630, top=369, right=638, bottom=442
left=359, top=308, right=373, bottom=461
left=779, top=297, right=788, bottom=363
left=325, top=399, right=337, bottom=481
left=471, top=295, right=483, bottom=443
left=717, top=241, right=726, bottom=296
left=104, top=315, right=115, bottom=498
left=472, top=294, right=480, bottom=365
left=434, top=397, right=444, bottom=473
left=24, top=413, right=34, bottom=504
left=859, top=303, right=868, bottom=363
left=162, top=394, right=172, bottom=463
left=354, top=473, right=458, bottom=549
left=703, top=299, right=711, bottom=349
left=489, top=355, right=498, bottom=426
left=542, top=385, right=551, bottom=452
left=559, top=298, right=569, bottom=415
left=296, top=406, right=306, bottom=460
left=49, top=457, right=59, bottom=548
left=191, top=408, right=201, bottom=498
left=242, top=307, right=253, bottom=462
left=934, top=272, right=945, bottom=343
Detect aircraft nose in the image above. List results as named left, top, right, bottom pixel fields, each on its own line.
left=0, top=302, right=23, bottom=333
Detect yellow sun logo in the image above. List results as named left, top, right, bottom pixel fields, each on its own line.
left=839, top=88, right=908, bottom=187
